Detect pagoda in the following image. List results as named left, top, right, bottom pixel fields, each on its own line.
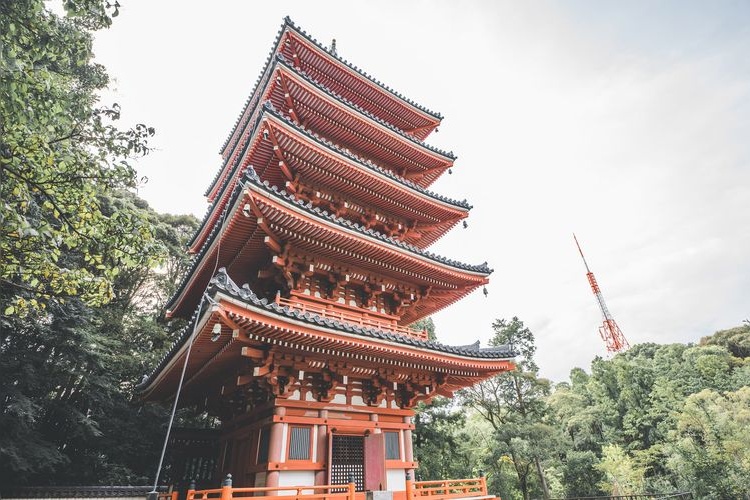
left=140, top=17, right=514, bottom=498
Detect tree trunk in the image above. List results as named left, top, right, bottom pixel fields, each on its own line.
left=534, top=456, right=550, bottom=499
left=520, top=475, right=529, bottom=500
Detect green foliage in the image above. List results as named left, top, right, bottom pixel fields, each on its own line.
left=413, top=397, right=477, bottom=480
left=412, top=317, right=436, bottom=341
left=0, top=192, right=199, bottom=486
left=667, top=387, right=750, bottom=498
left=458, top=320, right=750, bottom=499
left=547, top=324, right=750, bottom=499
left=700, top=323, right=750, bottom=358
left=461, top=318, right=555, bottom=500
left=596, top=444, right=644, bottom=495
left=559, top=450, right=604, bottom=497
left=0, top=0, right=157, bottom=314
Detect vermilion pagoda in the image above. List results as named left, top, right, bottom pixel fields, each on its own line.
left=140, top=17, right=514, bottom=499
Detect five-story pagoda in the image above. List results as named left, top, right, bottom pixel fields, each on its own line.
left=140, top=17, right=514, bottom=498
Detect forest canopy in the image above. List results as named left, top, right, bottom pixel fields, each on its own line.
left=414, top=320, right=750, bottom=500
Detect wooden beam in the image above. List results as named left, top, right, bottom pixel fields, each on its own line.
left=278, top=160, right=294, bottom=182
left=241, top=346, right=265, bottom=359
left=403, top=164, right=450, bottom=180
left=243, top=196, right=264, bottom=219
left=257, top=216, right=273, bottom=235
left=411, top=221, right=450, bottom=233
left=254, top=365, right=272, bottom=377
left=214, top=309, right=242, bottom=332
left=266, top=126, right=287, bottom=164
left=279, top=73, right=302, bottom=125
left=264, top=234, right=282, bottom=253
left=404, top=123, right=438, bottom=135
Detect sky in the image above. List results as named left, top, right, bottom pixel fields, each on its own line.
left=93, top=1, right=750, bottom=381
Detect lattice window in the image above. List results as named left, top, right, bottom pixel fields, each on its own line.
left=330, top=435, right=364, bottom=491
left=289, top=426, right=311, bottom=460
left=385, top=431, right=400, bottom=460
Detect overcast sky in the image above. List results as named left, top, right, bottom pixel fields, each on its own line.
left=93, top=1, right=750, bottom=381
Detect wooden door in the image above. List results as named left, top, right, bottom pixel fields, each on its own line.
left=329, top=434, right=364, bottom=491
left=363, top=433, right=387, bottom=491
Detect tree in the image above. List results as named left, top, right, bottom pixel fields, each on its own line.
left=460, top=318, right=555, bottom=500
left=595, top=444, right=644, bottom=495
left=0, top=192, right=199, bottom=486
left=548, top=371, right=607, bottom=497
left=413, top=397, right=476, bottom=480
left=667, top=387, right=750, bottom=499
left=699, top=323, right=750, bottom=359
left=412, top=317, right=437, bottom=341
left=547, top=324, right=750, bottom=497
left=1, top=0, right=157, bottom=314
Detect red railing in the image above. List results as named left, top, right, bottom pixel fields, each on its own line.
left=188, top=481, right=355, bottom=500
left=275, top=295, right=428, bottom=340
left=158, top=493, right=178, bottom=500
left=409, top=477, right=489, bottom=500
left=188, top=475, right=490, bottom=500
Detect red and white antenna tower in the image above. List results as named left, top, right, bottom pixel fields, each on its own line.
left=573, top=234, right=630, bottom=353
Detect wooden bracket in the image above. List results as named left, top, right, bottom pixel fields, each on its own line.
left=279, top=72, right=302, bottom=124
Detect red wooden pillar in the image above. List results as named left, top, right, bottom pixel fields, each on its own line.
left=265, top=406, right=286, bottom=487
left=315, top=409, right=328, bottom=485
left=403, top=416, right=414, bottom=476
left=405, top=472, right=414, bottom=500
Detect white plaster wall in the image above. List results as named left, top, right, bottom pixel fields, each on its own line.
left=311, top=426, right=318, bottom=459
left=277, top=470, right=316, bottom=495
left=254, top=472, right=267, bottom=487
left=280, top=423, right=289, bottom=462
left=386, top=469, right=406, bottom=492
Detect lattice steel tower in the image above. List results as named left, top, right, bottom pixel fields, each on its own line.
left=574, top=234, right=630, bottom=353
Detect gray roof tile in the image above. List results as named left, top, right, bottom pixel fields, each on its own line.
left=140, top=270, right=514, bottom=392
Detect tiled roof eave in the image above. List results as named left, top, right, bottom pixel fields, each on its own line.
left=193, top=101, right=470, bottom=253
left=275, top=55, right=455, bottom=160
left=263, top=105, right=470, bottom=209
left=218, top=20, right=287, bottom=157
left=167, top=166, right=489, bottom=317
left=139, top=271, right=514, bottom=394
left=282, top=17, right=443, bottom=121
left=242, top=168, right=492, bottom=275
left=219, top=17, right=443, bottom=160
left=191, top=107, right=269, bottom=249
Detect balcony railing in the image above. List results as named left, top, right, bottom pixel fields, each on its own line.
left=187, top=477, right=355, bottom=500
left=410, top=478, right=489, bottom=500
left=275, top=295, right=428, bottom=340
left=187, top=475, right=491, bottom=500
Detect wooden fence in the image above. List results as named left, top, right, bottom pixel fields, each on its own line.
left=409, top=478, right=489, bottom=500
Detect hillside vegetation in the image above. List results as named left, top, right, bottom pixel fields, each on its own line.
left=414, top=320, right=750, bottom=500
